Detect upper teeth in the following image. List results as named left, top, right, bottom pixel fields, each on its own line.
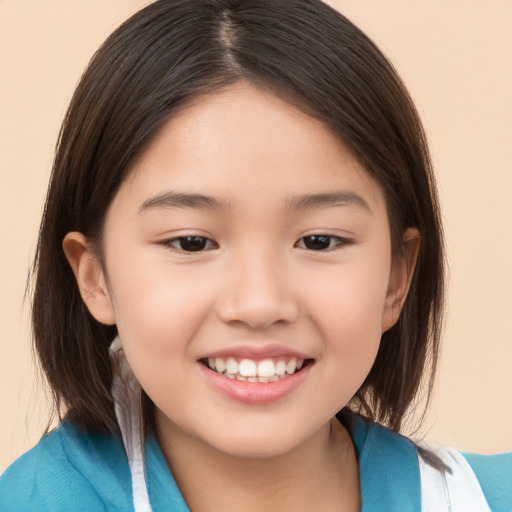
left=207, top=357, right=304, bottom=381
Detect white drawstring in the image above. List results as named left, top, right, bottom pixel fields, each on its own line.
left=111, top=337, right=153, bottom=512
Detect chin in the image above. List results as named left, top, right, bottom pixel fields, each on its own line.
left=195, top=417, right=318, bottom=461
left=213, top=433, right=302, bottom=460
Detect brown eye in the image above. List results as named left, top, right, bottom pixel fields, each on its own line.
left=296, top=235, right=350, bottom=251
left=168, top=236, right=215, bottom=252
left=302, top=235, right=332, bottom=250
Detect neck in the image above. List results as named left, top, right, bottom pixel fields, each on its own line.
left=157, top=416, right=361, bottom=512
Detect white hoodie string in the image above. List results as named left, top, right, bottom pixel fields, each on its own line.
left=111, top=337, right=153, bottom=512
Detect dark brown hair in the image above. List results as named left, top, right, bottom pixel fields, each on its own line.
left=33, top=0, right=444, bottom=434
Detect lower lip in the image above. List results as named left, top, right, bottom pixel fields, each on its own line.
left=197, top=362, right=312, bottom=405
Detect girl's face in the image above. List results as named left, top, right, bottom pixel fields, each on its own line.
left=70, top=83, right=414, bottom=459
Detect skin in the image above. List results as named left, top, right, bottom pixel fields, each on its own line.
left=64, top=82, right=419, bottom=511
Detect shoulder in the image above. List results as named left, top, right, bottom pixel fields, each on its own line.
left=346, top=412, right=512, bottom=512
left=418, top=443, right=512, bottom=512
left=0, top=425, right=107, bottom=512
left=0, top=421, right=133, bottom=512
left=346, top=413, right=423, bottom=510
left=462, top=450, right=512, bottom=512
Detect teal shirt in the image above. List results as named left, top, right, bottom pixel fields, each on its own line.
left=1, top=415, right=511, bottom=511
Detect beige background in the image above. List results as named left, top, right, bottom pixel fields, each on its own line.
left=0, top=0, right=511, bottom=473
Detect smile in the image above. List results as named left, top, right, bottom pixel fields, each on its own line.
left=206, top=357, right=306, bottom=382
left=198, top=356, right=313, bottom=404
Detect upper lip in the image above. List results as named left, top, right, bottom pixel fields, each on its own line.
left=200, top=342, right=313, bottom=361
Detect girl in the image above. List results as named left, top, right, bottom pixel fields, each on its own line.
left=0, top=1, right=510, bottom=511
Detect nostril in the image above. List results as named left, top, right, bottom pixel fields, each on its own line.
left=215, top=279, right=300, bottom=328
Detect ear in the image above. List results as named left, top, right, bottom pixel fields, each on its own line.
left=62, top=232, right=116, bottom=325
left=381, top=227, right=420, bottom=333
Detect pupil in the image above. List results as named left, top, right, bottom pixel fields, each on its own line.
left=181, top=236, right=206, bottom=251
left=305, top=235, right=330, bottom=250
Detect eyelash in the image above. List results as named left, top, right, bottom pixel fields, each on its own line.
left=161, top=234, right=352, bottom=253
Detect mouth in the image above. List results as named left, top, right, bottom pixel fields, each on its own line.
left=200, top=356, right=314, bottom=383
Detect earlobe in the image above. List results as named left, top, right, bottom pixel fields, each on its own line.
left=62, top=232, right=116, bottom=325
left=382, top=228, right=420, bottom=332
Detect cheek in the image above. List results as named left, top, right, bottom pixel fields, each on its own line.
left=107, top=263, right=213, bottom=415
left=305, top=259, right=390, bottom=389
left=105, top=254, right=215, bottom=358
left=308, top=259, right=390, bottom=336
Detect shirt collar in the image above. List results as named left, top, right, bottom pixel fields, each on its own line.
left=143, top=412, right=421, bottom=512
left=349, top=413, right=421, bottom=512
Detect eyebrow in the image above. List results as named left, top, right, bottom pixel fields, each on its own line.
left=286, top=191, right=372, bottom=213
left=139, top=192, right=230, bottom=213
left=139, top=189, right=371, bottom=214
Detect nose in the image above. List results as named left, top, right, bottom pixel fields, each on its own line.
left=216, top=251, right=299, bottom=330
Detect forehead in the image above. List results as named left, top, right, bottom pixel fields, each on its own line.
left=117, top=82, right=385, bottom=215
